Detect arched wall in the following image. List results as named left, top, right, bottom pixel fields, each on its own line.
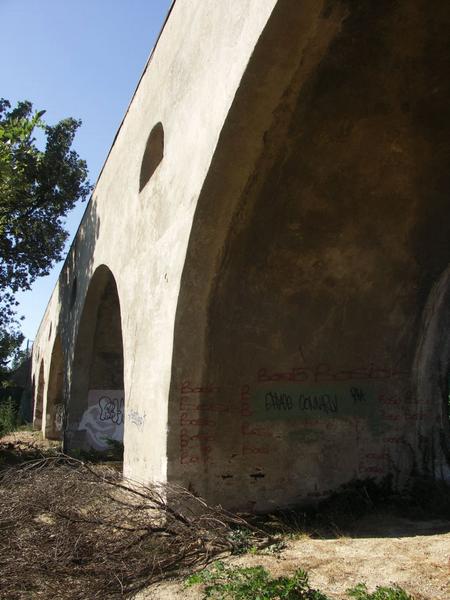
left=33, top=360, right=45, bottom=430
left=65, top=264, right=125, bottom=454
left=45, top=334, right=64, bottom=440
left=168, top=0, right=450, bottom=510
left=31, top=375, right=35, bottom=419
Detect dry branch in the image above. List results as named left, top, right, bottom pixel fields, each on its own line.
left=0, top=456, right=272, bottom=599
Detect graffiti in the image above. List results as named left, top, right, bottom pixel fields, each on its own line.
left=99, top=396, right=123, bottom=425
left=264, top=391, right=339, bottom=414
left=180, top=450, right=212, bottom=465
left=180, top=413, right=215, bottom=427
left=356, top=441, right=392, bottom=476
left=240, top=385, right=273, bottom=457
left=127, top=408, right=145, bottom=430
left=78, top=390, right=124, bottom=451
left=379, top=392, right=404, bottom=406
left=179, top=381, right=218, bottom=465
left=180, top=429, right=215, bottom=447
left=351, top=387, right=366, bottom=403
left=258, top=363, right=407, bottom=384
left=405, top=410, right=431, bottom=421
left=53, top=404, right=65, bottom=431
left=265, top=392, right=293, bottom=411
left=180, top=396, right=230, bottom=413
left=298, top=393, right=339, bottom=413
left=253, top=383, right=388, bottom=436
left=241, top=422, right=273, bottom=438
left=181, top=381, right=220, bottom=395
left=176, top=362, right=417, bottom=481
left=240, top=385, right=252, bottom=417
left=257, top=388, right=344, bottom=418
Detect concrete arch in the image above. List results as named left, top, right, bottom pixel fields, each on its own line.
left=167, top=0, right=346, bottom=509
left=168, top=0, right=450, bottom=510
left=45, top=334, right=64, bottom=440
left=33, top=360, right=45, bottom=430
left=65, top=264, right=125, bottom=458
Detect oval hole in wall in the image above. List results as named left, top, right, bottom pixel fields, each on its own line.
left=139, top=122, right=164, bottom=192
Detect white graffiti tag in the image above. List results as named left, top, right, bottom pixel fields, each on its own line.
left=78, top=390, right=124, bottom=450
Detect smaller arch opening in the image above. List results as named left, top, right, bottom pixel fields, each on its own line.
left=139, top=122, right=164, bottom=191
left=67, top=265, right=125, bottom=466
left=34, top=360, right=45, bottom=429
left=45, top=335, right=64, bottom=440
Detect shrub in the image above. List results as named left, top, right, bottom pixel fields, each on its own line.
left=0, top=397, right=19, bottom=436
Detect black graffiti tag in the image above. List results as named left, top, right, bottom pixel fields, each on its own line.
left=351, top=387, right=366, bottom=403
left=98, top=396, right=124, bottom=425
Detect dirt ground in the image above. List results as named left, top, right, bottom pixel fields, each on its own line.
left=0, top=429, right=61, bottom=453
left=138, top=514, right=450, bottom=599
left=1, top=431, right=448, bottom=599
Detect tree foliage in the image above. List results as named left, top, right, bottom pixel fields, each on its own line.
left=0, top=98, right=91, bottom=369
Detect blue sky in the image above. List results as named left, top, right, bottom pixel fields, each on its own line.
left=1, top=0, right=173, bottom=342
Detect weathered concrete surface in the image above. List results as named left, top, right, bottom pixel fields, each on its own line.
left=32, top=0, right=450, bottom=511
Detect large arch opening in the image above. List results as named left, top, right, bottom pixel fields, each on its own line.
left=168, top=0, right=450, bottom=510
left=45, top=335, right=64, bottom=440
left=66, top=265, right=125, bottom=461
left=33, top=360, right=45, bottom=430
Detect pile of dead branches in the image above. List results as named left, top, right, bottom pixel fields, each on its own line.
left=0, top=456, right=271, bottom=599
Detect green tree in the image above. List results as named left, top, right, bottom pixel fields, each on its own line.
left=0, top=98, right=91, bottom=371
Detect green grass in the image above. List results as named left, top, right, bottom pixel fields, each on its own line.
left=186, top=563, right=415, bottom=600
left=186, top=562, right=330, bottom=599
left=347, top=583, right=414, bottom=599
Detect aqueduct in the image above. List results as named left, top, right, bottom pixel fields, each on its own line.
left=32, top=0, right=450, bottom=510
